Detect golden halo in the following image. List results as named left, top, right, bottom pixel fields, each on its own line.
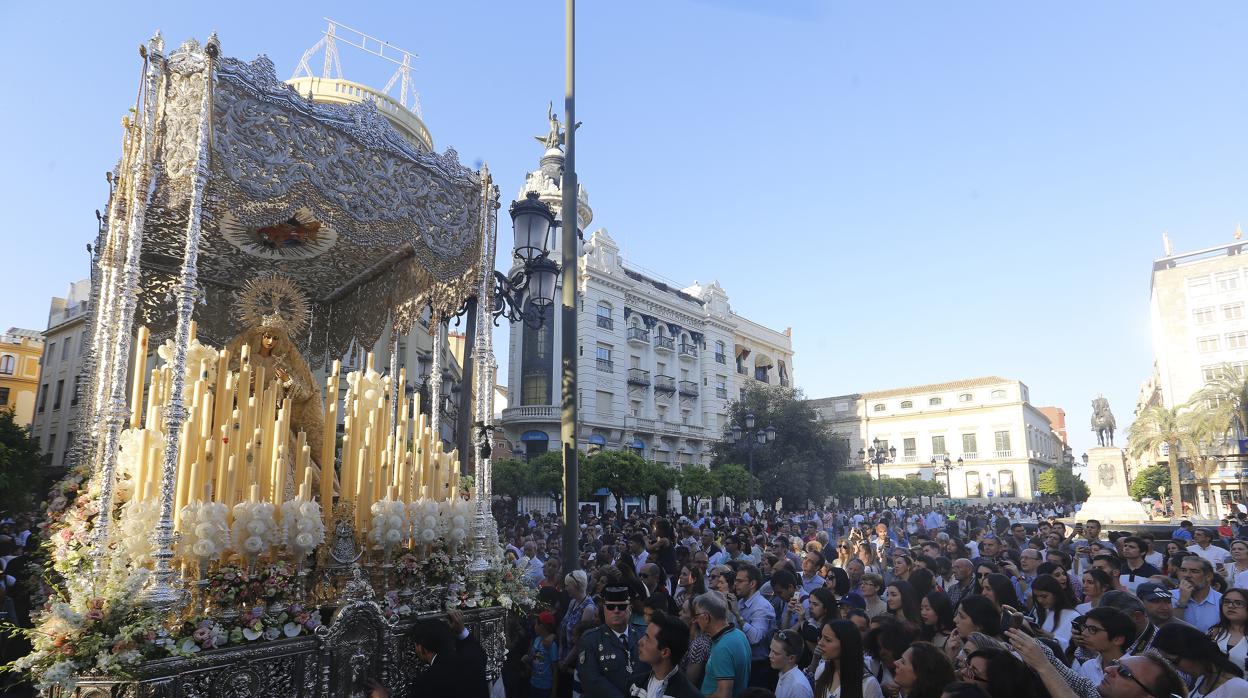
left=236, top=273, right=311, bottom=336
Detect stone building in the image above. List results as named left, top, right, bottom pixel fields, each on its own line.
left=28, top=280, right=92, bottom=464
left=0, top=327, right=45, bottom=429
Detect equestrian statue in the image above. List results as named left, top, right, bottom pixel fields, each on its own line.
left=1091, top=394, right=1116, bottom=447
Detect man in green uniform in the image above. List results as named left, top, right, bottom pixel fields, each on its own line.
left=580, top=585, right=646, bottom=697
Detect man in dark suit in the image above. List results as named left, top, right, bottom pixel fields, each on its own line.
left=628, top=612, right=701, bottom=698
left=370, top=619, right=458, bottom=697
left=447, top=610, right=490, bottom=698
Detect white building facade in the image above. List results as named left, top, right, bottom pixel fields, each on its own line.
left=498, top=143, right=795, bottom=469
left=30, top=280, right=92, bottom=468
left=810, top=377, right=1059, bottom=502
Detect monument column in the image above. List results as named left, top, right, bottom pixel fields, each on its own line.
left=1077, top=447, right=1146, bottom=523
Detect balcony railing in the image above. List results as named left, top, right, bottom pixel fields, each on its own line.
left=679, top=380, right=699, bottom=397
left=714, top=353, right=727, bottom=364
left=963, top=452, right=978, bottom=460
left=627, top=327, right=650, bottom=344
left=596, top=358, right=614, bottom=373
left=597, top=316, right=613, bottom=330
left=500, top=405, right=559, bottom=421
left=993, top=450, right=1013, bottom=459
left=655, top=336, right=675, bottom=352
left=715, top=387, right=728, bottom=399
left=679, top=343, right=699, bottom=358
left=654, top=375, right=676, bottom=392
left=627, top=368, right=651, bottom=386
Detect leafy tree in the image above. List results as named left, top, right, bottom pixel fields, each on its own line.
left=1191, top=364, right=1248, bottom=442
left=1128, top=405, right=1202, bottom=516
left=0, top=410, right=42, bottom=513
left=1128, top=464, right=1172, bottom=502
left=585, top=450, right=652, bottom=515
left=678, top=465, right=716, bottom=512
left=710, top=385, right=848, bottom=510
left=1037, top=465, right=1090, bottom=502
left=711, top=463, right=761, bottom=509
left=829, top=472, right=873, bottom=507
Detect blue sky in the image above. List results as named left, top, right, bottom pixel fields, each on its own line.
left=3, top=2, right=1247, bottom=461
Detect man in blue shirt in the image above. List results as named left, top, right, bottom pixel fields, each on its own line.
left=693, top=591, right=751, bottom=698
left=1172, top=556, right=1221, bottom=633
left=733, top=564, right=776, bottom=687
left=1172, top=520, right=1194, bottom=542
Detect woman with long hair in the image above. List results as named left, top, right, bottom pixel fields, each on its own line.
left=884, top=580, right=922, bottom=625
left=1034, top=562, right=1079, bottom=606
left=893, top=642, right=955, bottom=698
left=979, top=573, right=1021, bottom=612
left=1076, top=568, right=1113, bottom=613
left=919, top=592, right=955, bottom=650
left=1030, top=573, right=1079, bottom=651
left=793, top=587, right=839, bottom=633
left=1153, top=621, right=1248, bottom=697
left=1209, top=587, right=1248, bottom=671
left=858, top=542, right=882, bottom=575
left=648, top=518, right=679, bottom=579
left=947, top=596, right=1003, bottom=661
left=835, top=540, right=856, bottom=569
left=960, top=647, right=1045, bottom=698
left=972, top=562, right=999, bottom=593
left=673, top=562, right=706, bottom=609
left=811, top=619, right=884, bottom=698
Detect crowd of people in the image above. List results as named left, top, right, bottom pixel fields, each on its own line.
left=495, top=503, right=1248, bottom=698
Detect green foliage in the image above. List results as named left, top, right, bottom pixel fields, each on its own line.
left=711, top=463, right=761, bottom=504
left=709, top=385, right=847, bottom=509
left=491, top=452, right=565, bottom=499
left=1036, top=465, right=1090, bottom=502
left=584, top=450, right=653, bottom=512
left=829, top=472, right=873, bottom=503
left=1128, top=405, right=1203, bottom=514
left=1129, top=464, right=1171, bottom=502
left=678, top=466, right=716, bottom=509
left=0, top=410, right=43, bottom=512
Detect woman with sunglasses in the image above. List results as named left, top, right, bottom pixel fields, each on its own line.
left=811, top=619, right=884, bottom=698
left=835, top=541, right=856, bottom=569
left=1152, top=621, right=1248, bottom=697
left=771, top=629, right=815, bottom=698
left=1209, top=587, right=1248, bottom=673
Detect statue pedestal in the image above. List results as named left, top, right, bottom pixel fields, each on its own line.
left=1077, top=447, right=1146, bottom=524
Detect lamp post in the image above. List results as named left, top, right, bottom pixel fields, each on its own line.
left=931, top=455, right=962, bottom=501
left=1080, top=452, right=1089, bottom=504
left=725, top=411, right=776, bottom=476
left=860, top=437, right=897, bottom=510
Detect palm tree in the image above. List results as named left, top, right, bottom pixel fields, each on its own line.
left=1127, top=405, right=1203, bottom=517
left=1191, top=364, right=1248, bottom=439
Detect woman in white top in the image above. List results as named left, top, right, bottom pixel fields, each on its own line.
left=1153, top=622, right=1248, bottom=698
left=1075, top=568, right=1112, bottom=614
left=810, top=619, right=884, bottom=698
left=1226, top=540, right=1248, bottom=589
left=1030, top=574, right=1079, bottom=651
left=770, top=630, right=814, bottom=698
left=1209, top=588, right=1248, bottom=673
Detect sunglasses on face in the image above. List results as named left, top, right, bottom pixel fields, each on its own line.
left=1110, top=660, right=1176, bottom=698
left=605, top=603, right=629, bottom=612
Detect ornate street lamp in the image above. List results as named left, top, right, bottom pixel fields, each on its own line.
left=862, top=437, right=897, bottom=509
left=492, top=192, right=560, bottom=328
left=931, top=455, right=962, bottom=500
left=725, top=412, right=776, bottom=476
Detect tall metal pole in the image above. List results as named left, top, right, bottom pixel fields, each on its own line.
left=559, top=0, right=580, bottom=570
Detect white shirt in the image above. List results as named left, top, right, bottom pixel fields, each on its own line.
left=1236, top=568, right=1248, bottom=590
left=812, top=660, right=884, bottom=698
left=775, top=666, right=814, bottom=698
left=1188, top=543, right=1231, bottom=565
left=1215, top=633, right=1248, bottom=674
left=643, top=666, right=680, bottom=698
left=1193, top=676, right=1248, bottom=698
left=1145, top=551, right=1164, bottom=569
left=1078, top=657, right=1110, bottom=686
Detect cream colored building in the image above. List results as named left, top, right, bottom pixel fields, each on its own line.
left=0, top=328, right=44, bottom=429
left=29, top=281, right=91, bottom=466
left=810, top=376, right=1059, bottom=501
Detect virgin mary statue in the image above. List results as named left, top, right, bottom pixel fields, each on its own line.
left=224, top=274, right=327, bottom=486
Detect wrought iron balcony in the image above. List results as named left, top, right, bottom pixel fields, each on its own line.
left=627, top=327, right=650, bottom=344
left=715, top=387, right=728, bottom=399
left=679, top=343, right=699, bottom=358
left=597, top=315, right=613, bottom=330
left=596, top=358, right=614, bottom=373
left=627, top=368, right=651, bottom=386
left=654, top=374, right=676, bottom=392
left=714, top=353, right=727, bottom=364
left=655, top=336, right=675, bottom=352
left=679, top=380, right=699, bottom=397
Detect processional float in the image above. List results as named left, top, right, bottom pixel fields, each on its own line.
left=20, top=33, right=529, bottom=696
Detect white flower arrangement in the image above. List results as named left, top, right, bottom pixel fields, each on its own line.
left=408, top=498, right=443, bottom=549
left=157, top=336, right=220, bottom=387
left=281, top=498, right=325, bottom=559
left=231, top=500, right=278, bottom=559
left=178, top=500, right=231, bottom=565
left=369, top=498, right=408, bottom=549
left=118, top=497, right=161, bottom=566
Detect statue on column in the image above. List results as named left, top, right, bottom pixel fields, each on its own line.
left=1091, top=394, right=1116, bottom=447
left=535, top=102, right=564, bottom=149
left=224, top=273, right=326, bottom=476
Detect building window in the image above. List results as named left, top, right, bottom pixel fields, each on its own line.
left=1194, top=307, right=1215, bottom=324
left=596, top=344, right=613, bottom=372
left=998, top=470, right=1016, bottom=497
left=1198, top=336, right=1221, bottom=353
left=873, top=403, right=886, bottom=412
left=1217, top=271, right=1240, bottom=292
left=931, top=435, right=946, bottom=456
left=0, top=387, right=8, bottom=405
left=900, top=400, right=913, bottom=409
left=53, top=379, right=64, bottom=410
left=596, top=391, right=614, bottom=416
left=994, top=430, right=1012, bottom=453
left=1225, top=303, right=1244, bottom=321
left=47, top=432, right=56, bottom=457
left=929, top=397, right=942, bottom=406
left=966, top=471, right=982, bottom=498
left=0, top=355, right=13, bottom=375
left=990, top=389, right=1007, bottom=400
left=903, top=438, right=916, bottom=458
left=834, top=401, right=850, bottom=412
left=520, top=302, right=554, bottom=405
left=962, top=433, right=978, bottom=454
left=958, top=393, right=973, bottom=403
left=62, top=338, right=71, bottom=360
left=37, top=383, right=48, bottom=413
left=1188, top=275, right=1212, bottom=296
left=596, top=302, right=613, bottom=329
left=714, top=341, right=726, bottom=364
left=1229, top=332, right=1248, bottom=350
left=71, top=375, right=81, bottom=406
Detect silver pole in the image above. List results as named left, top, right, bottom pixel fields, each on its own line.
left=560, top=0, right=580, bottom=570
